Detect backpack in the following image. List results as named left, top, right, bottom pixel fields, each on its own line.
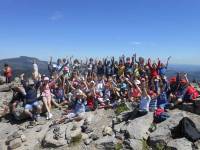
left=154, top=108, right=170, bottom=123
left=171, top=117, right=200, bottom=142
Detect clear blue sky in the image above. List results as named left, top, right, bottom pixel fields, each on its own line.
left=0, top=0, right=200, bottom=64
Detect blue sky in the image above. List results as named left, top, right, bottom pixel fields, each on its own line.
left=0, top=0, right=200, bottom=64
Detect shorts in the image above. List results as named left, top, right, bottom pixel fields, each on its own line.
left=25, top=101, right=39, bottom=111
left=66, top=112, right=76, bottom=119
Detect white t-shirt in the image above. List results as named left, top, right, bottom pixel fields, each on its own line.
left=139, top=95, right=151, bottom=111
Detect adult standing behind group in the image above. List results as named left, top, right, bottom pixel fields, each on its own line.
left=3, top=63, right=13, bottom=83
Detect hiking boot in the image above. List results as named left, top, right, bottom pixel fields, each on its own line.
left=46, top=113, right=49, bottom=120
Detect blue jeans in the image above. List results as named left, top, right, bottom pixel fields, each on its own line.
left=25, top=101, right=39, bottom=111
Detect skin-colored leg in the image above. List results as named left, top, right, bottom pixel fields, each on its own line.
left=24, top=109, right=33, bottom=119
left=12, top=102, right=18, bottom=113
left=43, top=97, right=50, bottom=113
left=36, top=105, right=41, bottom=114
left=47, top=96, right=52, bottom=112
left=51, top=98, right=61, bottom=108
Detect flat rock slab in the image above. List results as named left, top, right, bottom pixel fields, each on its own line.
left=125, top=112, right=153, bottom=140
left=167, top=138, right=192, bottom=150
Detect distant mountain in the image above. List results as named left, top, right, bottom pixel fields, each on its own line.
left=0, top=56, right=48, bottom=77
left=0, top=56, right=199, bottom=81
left=167, top=64, right=200, bottom=81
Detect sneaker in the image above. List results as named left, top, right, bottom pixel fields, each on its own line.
left=49, top=113, right=53, bottom=119
left=35, top=114, right=41, bottom=122
left=46, top=113, right=49, bottom=120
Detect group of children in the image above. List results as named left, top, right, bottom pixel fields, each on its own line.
left=6, top=54, right=200, bottom=123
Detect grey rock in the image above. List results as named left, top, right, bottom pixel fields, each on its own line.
left=115, top=132, right=124, bottom=141
left=167, top=138, right=192, bottom=150
left=194, top=140, right=200, bottom=150
left=6, top=131, right=22, bottom=145
left=84, top=138, right=92, bottom=145
left=95, top=136, right=116, bottom=150
left=124, top=139, right=143, bottom=150
left=179, top=103, right=194, bottom=113
left=102, top=126, right=113, bottom=136
left=113, top=122, right=125, bottom=133
left=43, top=124, right=67, bottom=148
left=90, top=134, right=99, bottom=141
left=20, top=134, right=27, bottom=142
left=194, top=100, right=200, bottom=115
left=0, top=76, right=6, bottom=85
left=8, top=138, right=22, bottom=150
left=81, top=133, right=89, bottom=140
left=70, top=128, right=82, bottom=139
left=149, top=111, right=186, bottom=148
left=35, top=127, right=42, bottom=132
left=0, top=84, right=11, bottom=92
left=125, top=112, right=153, bottom=140
left=65, top=122, right=74, bottom=142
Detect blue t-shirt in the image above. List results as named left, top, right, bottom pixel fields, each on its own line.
left=74, top=99, right=86, bottom=114
left=157, top=92, right=168, bottom=107
left=159, top=67, right=167, bottom=76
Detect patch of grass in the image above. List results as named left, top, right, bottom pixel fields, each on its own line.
left=115, top=143, right=123, bottom=150
left=115, top=103, right=130, bottom=116
left=141, top=139, right=149, bottom=150
left=155, top=143, right=165, bottom=150
left=69, top=134, right=82, bottom=146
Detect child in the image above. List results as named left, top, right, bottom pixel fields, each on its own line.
left=149, top=90, right=158, bottom=112
left=41, top=77, right=54, bottom=120
left=138, top=80, right=151, bottom=115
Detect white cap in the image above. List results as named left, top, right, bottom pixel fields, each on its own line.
left=44, top=77, right=49, bottom=81
left=134, top=80, right=141, bottom=85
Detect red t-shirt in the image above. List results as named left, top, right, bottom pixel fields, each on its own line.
left=4, top=67, right=12, bottom=77
left=87, top=98, right=94, bottom=109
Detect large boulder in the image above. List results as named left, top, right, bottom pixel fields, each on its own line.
left=166, top=138, right=193, bottom=150
left=149, top=111, right=186, bottom=148
left=125, top=112, right=153, bottom=140
left=43, top=124, right=68, bottom=148
left=0, top=84, right=12, bottom=92
left=194, top=100, right=200, bottom=115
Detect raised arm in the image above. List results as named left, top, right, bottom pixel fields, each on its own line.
left=166, top=56, right=171, bottom=68
left=125, top=78, right=133, bottom=87
left=48, top=56, right=53, bottom=65
left=134, top=53, right=139, bottom=64
left=148, top=58, right=152, bottom=69
left=184, top=73, right=189, bottom=84
left=157, top=58, right=161, bottom=68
